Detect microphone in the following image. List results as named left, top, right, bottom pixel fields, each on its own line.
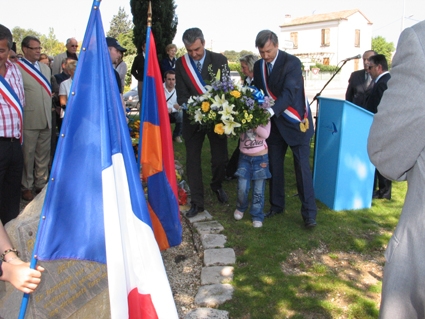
left=343, top=54, right=361, bottom=61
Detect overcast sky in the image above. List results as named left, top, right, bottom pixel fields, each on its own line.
left=1, top=0, right=423, bottom=55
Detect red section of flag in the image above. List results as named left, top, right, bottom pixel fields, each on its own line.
left=128, top=288, right=159, bottom=319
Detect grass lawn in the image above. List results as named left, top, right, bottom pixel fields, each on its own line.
left=172, top=133, right=404, bottom=319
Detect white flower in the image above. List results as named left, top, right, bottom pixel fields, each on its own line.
left=218, top=101, right=236, bottom=120
left=223, top=119, right=241, bottom=135
left=194, top=109, right=205, bottom=123
left=210, top=94, right=227, bottom=109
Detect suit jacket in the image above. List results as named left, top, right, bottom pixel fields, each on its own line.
left=51, top=51, right=79, bottom=76
left=367, top=20, right=425, bottom=319
left=18, top=61, right=52, bottom=130
left=364, top=72, right=391, bottom=114
left=175, top=50, right=228, bottom=106
left=253, top=50, right=313, bottom=146
left=345, top=69, right=373, bottom=107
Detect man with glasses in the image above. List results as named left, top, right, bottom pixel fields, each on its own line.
left=345, top=50, right=377, bottom=108
left=16, top=36, right=52, bottom=201
left=365, top=54, right=392, bottom=200
left=51, top=38, right=79, bottom=76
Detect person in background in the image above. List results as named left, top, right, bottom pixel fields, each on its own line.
left=114, top=48, right=127, bottom=92
left=253, top=30, right=317, bottom=228
left=39, top=53, right=50, bottom=67
left=226, top=54, right=258, bottom=180
left=58, top=59, right=77, bottom=119
left=160, top=43, right=177, bottom=77
left=8, top=42, right=18, bottom=63
left=0, top=221, right=44, bottom=293
left=364, top=54, right=392, bottom=200
left=0, top=24, right=25, bottom=224
left=175, top=27, right=229, bottom=218
left=51, top=38, right=78, bottom=75
left=163, top=70, right=182, bottom=143
left=131, top=42, right=145, bottom=101
left=17, top=36, right=52, bottom=202
left=367, top=20, right=425, bottom=319
left=345, top=50, right=377, bottom=108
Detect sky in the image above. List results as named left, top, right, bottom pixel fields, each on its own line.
left=1, top=0, right=424, bottom=54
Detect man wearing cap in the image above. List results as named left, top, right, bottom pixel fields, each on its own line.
left=106, top=37, right=126, bottom=94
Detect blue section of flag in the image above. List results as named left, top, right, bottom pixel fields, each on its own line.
left=33, top=1, right=151, bottom=264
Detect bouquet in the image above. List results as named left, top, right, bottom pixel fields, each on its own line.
left=186, top=66, right=272, bottom=137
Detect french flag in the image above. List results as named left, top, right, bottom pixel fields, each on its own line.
left=23, top=1, right=178, bottom=318
left=139, top=27, right=182, bottom=250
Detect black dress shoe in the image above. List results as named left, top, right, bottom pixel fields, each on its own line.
left=304, top=218, right=317, bottom=228
left=372, top=190, right=382, bottom=199
left=214, top=188, right=228, bottom=203
left=380, top=190, right=391, bottom=200
left=264, top=209, right=282, bottom=218
left=185, top=204, right=204, bottom=218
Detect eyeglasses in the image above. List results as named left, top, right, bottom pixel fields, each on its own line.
left=9, top=56, right=17, bottom=59
left=70, top=45, right=78, bottom=48
left=367, top=64, right=376, bottom=70
left=26, top=46, right=42, bottom=51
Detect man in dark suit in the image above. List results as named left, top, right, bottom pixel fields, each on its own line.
left=365, top=54, right=392, bottom=199
left=345, top=50, right=377, bottom=108
left=253, top=30, right=317, bottom=228
left=175, top=28, right=229, bottom=218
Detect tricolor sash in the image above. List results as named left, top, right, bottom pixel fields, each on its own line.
left=260, top=60, right=310, bottom=132
left=16, top=59, right=52, bottom=97
left=181, top=54, right=206, bottom=95
left=0, top=75, right=24, bottom=143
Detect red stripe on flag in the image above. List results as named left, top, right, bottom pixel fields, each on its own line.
left=128, top=288, right=159, bottom=319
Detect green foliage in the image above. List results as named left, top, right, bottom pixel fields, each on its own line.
left=107, top=7, right=133, bottom=39
left=176, top=46, right=187, bottom=58
left=117, top=30, right=136, bottom=55
left=130, top=0, right=178, bottom=60
left=313, top=63, right=339, bottom=73
left=372, top=36, right=395, bottom=66
left=39, top=28, right=64, bottom=57
left=223, top=50, right=256, bottom=63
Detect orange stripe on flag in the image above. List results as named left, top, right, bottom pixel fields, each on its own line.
left=141, top=122, right=162, bottom=179
left=147, top=203, right=169, bottom=251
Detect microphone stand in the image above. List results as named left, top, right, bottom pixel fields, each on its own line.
left=311, top=59, right=349, bottom=172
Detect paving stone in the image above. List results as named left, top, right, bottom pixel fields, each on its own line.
left=201, top=233, right=227, bottom=248
left=204, top=248, right=235, bottom=266
left=184, top=209, right=213, bottom=223
left=184, top=307, right=229, bottom=319
left=194, top=284, right=234, bottom=307
left=201, top=266, right=234, bottom=285
left=193, top=220, right=224, bottom=235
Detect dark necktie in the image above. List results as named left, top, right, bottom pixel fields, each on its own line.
left=197, top=61, right=202, bottom=74
left=267, top=62, right=272, bottom=75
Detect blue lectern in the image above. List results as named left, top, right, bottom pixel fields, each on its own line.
left=313, top=97, right=375, bottom=211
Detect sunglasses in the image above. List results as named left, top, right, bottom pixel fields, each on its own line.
left=26, top=46, right=42, bottom=51
left=9, top=56, right=17, bottom=59
left=367, top=65, right=376, bottom=70
left=70, top=45, right=79, bottom=48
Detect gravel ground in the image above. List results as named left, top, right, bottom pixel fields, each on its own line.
left=161, top=215, right=203, bottom=318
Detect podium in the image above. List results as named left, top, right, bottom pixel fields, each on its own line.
left=313, top=97, right=375, bottom=211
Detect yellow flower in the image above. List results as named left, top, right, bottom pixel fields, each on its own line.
left=242, top=119, right=246, bottom=124
left=214, top=123, right=225, bottom=135
left=201, top=101, right=210, bottom=112
left=230, top=90, right=241, bottom=98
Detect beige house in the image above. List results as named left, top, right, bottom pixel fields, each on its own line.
left=279, top=9, right=373, bottom=78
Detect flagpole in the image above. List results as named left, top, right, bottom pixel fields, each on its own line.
left=17, top=2, right=103, bottom=318
left=137, top=1, right=152, bottom=170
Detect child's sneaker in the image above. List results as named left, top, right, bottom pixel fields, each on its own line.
left=253, top=221, right=263, bottom=228
left=233, top=210, right=244, bottom=220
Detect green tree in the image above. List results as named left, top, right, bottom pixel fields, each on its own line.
left=39, top=28, right=64, bottom=56
left=130, top=0, right=178, bottom=59
left=372, top=36, right=395, bottom=66
left=12, top=27, right=41, bottom=53
left=107, top=7, right=133, bottom=39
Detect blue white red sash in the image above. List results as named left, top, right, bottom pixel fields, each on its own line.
left=260, top=60, right=310, bottom=132
left=181, top=54, right=206, bottom=95
left=0, top=75, right=24, bottom=143
left=16, top=59, right=52, bottom=97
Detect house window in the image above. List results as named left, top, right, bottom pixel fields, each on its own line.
left=355, top=29, right=360, bottom=47
left=321, top=28, right=330, bottom=47
left=290, top=32, right=298, bottom=49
